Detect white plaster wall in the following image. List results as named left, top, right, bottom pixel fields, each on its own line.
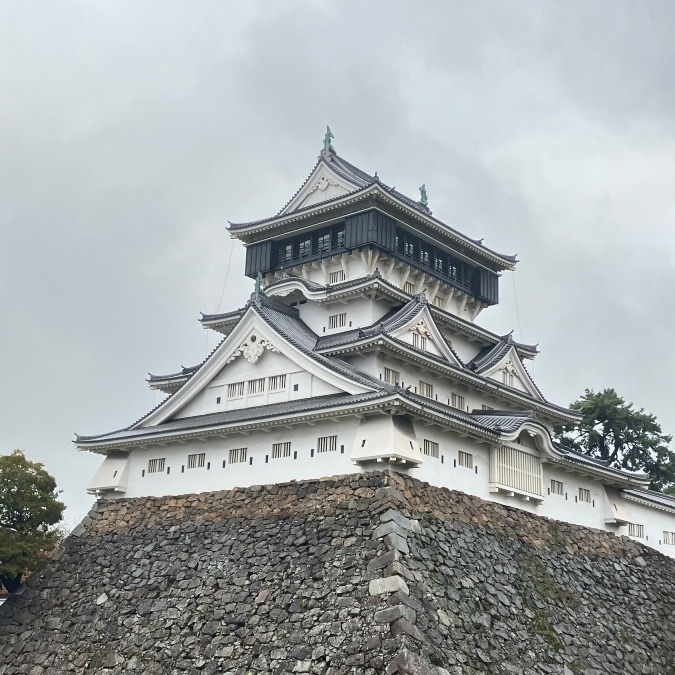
left=174, top=350, right=342, bottom=419
left=617, top=498, right=675, bottom=557
left=118, top=419, right=363, bottom=498
left=298, top=296, right=391, bottom=336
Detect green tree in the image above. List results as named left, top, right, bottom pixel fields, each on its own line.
left=554, top=388, right=675, bottom=492
left=0, top=450, right=65, bottom=593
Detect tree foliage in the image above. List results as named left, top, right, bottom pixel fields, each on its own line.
left=0, top=450, right=65, bottom=593
left=554, top=388, right=675, bottom=492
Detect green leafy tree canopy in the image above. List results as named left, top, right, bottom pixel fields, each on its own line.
left=554, top=388, right=675, bottom=493
left=0, top=450, right=65, bottom=593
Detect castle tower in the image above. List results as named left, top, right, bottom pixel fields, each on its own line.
left=77, top=132, right=675, bottom=557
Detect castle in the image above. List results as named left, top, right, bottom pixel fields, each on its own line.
left=78, top=131, right=675, bottom=557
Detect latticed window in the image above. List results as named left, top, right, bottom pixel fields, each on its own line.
left=579, top=488, right=591, bottom=503
left=412, top=333, right=427, bottom=351
left=502, top=370, right=514, bottom=387
left=328, top=313, right=346, bottom=329
left=317, top=435, right=337, bottom=453
left=268, top=374, right=287, bottom=391
left=550, top=479, right=564, bottom=496
left=248, top=378, right=265, bottom=395
left=482, top=404, right=494, bottom=411
left=419, top=380, right=433, bottom=399
left=491, top=445, right=543, bottom=496
left=628, top=523, right=644, bottom=538
left=298, top=238, right=311, bottom=257
left=458, top=451, right=473, bottom=469
left=227, top=381, right=245, bottom=398
left=329, top=270, right=346, bottom=284
left=187, top=453, right=206, bottom=469
left=317, top=233, right=331, bottom=253
left=272, top=442, right=292, bottom=459
left=664, top=531, right=675, bottom=545
left=228, top=447, right=247, bottom=464
left=423, top=440, right=439, bottom=458
left=148, top=458, right=165, bottom=474
left=451, top=393, right=465, bottom=410
left=433, top=295, right=444, bottom=308
left=384, top=367, right=400, bottom=385
left=404, top=281, right=415, bottom=295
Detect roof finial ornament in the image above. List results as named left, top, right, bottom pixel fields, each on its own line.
left=418, top=184, right=429, bottom=208
left=322, top=126, right=335, bottom=154
left=255, top=272, right=267, bottom=297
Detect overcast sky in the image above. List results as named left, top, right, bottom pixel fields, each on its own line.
left=1, top=1, right=674, bottom=527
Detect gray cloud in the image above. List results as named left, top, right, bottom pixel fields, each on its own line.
left=1, top=0, right=674, bottom=526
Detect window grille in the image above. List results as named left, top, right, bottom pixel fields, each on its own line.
left=268, top=374, right=287, bottom=391
left=329, top=270, right=346, bottom=284
left=384, top=367, right=400, bottom=385
left=248, top=377, right=265, bottom=395
left=491, top=445, right=543, bottom=496
left=434, top=257, right=444, bottom=274
left=148, top=458, right=165, bottom=474
left=433, top=295, right=444, bottom=308
left=481, top=404, right=494, bottom=411
left=281, top=244, right=293, bottom=263
left=578, top=488, right=591, bottom=503
left=227, top=381, right=245, bottom=398
left=404, top=281, right=415, bottom=295
left=458, top=451, right=473, bottom=469
left=317, top=233, right=331, bottom=253
left=228, top=447, right=247, bottom=464
left=187, top=453, right=206, bottom=469
left=550, top=479, right=564, bottom=495
left=298, top=238, right=311, bottom=257
left=423, top=440, right=439, bottom=458
left=335, top=228, right=345, bottom=248
left=419, top=380, right=434, bottom=399
left=502, top=370, right=514, bottom=387
left=272, top=442, right=292, bottom=459
left=328, top=313, right=346, bottom=329
left=317, top=435, right=338, bottom=453
left=412, top=333, right=427, bottom=351
left=451, top=393, right=465, bottom=410
left=628, top=523, right=644, bottom=538
left=664, top=531, right=675, bottom=545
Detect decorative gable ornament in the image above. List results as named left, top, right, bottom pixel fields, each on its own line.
left=503, top=360, right=517, bottom=374
left=227, top=334, right=279, bottom=364
left=410, top=321, right=431, bottom=337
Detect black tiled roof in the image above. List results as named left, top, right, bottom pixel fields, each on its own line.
left=77, top=392, right=389, bottom=443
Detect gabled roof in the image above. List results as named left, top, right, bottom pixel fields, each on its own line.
left=227, top=148, right=517, bottom=271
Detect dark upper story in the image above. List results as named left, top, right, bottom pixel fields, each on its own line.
left=243, top=209, right=502, bottom=306
left=229, top=145, right=516, bottom=308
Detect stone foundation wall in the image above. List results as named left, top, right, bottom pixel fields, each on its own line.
left=1, top=472, right=674, bottom=675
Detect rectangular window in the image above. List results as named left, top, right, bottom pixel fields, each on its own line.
left=329, top=270, right=346, bottom=284
left=664, top=531, right=675, bottom=545
left=412, top=333, right=427, bottom=351
left=317, top=232, right=331, bottom=253
left=550, top=479, right=564, bottom=496
left=451, top=393, right=465, bottom=410
left=419, top=380, right=434, bottom=399
left=298, top=238, right=311, bottom=258
left=384, top=367, right=400, bottom=385
left=481, top=404, right=494, bottom=411
left=187, top=453, right=206, bottom=470
left=491, top=445, right=543, bottom=496
left=268, top=374, right=287, bottom=392
left=227, top=381, right=245, bottom=398
left=148, top=458, right=165, bottom=474
left=281, top=243, right=293, bottom=263
left=228, top=447, right=248, bottom=464
left=247, top=377, right=265, bottom=395
left=317, top=435, right=338, bottom=453
left=433, top=295, right=444, bottom=308
left=272, top=442, right=292, bottom=459
left=628, top=523, right=644, bottom=538
left=423, top=440, right=439, bottom=458
left=335, top=228, right=345, bottom=248
left=328, top=313, right=346, bottom=329
left=458, top=451, right=473, bottom=469
left=579, top=488, right=591, bottom=503
left=502, top=370, right=515, bottom=387
left=404, top=281, right=415, bottom=295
